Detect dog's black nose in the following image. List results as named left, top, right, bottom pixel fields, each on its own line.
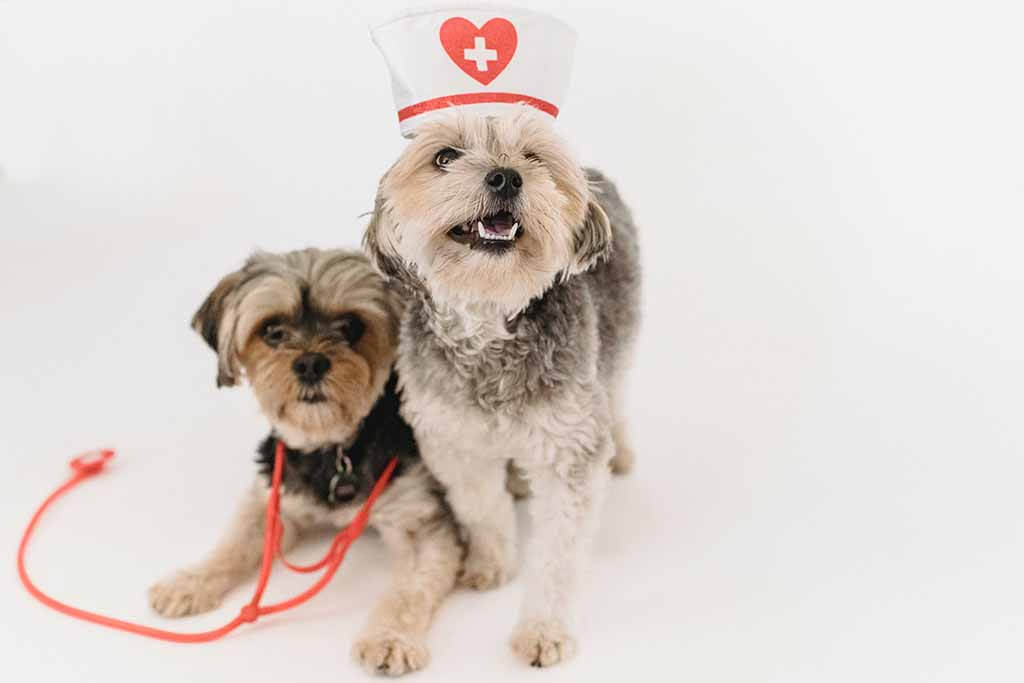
left=293, top=352, right=331, bottom=384
left=485, top=168, right=522, bottom=198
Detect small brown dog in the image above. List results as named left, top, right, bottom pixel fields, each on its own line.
left=149, top=248, right=461, bottom=676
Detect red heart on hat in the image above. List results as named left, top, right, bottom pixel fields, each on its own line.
left=439, top=17, right=517, bottom=86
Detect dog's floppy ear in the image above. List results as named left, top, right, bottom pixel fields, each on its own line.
left=566, top=196, right=613, bottom=277
left=191, top=269, right=244, bottom=387
left=362, top=184, right=406, bottom=282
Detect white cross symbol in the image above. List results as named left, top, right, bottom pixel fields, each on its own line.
left=463, top=36, right=498, bottom=72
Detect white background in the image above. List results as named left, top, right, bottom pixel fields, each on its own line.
left=2, top=1, right=1022, bottom=681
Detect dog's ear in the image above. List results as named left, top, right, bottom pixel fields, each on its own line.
left=191, top=269, right=244, bottom=387
left=362, top=183, right=406, bottom=282
left=566, top=196, right=613, bottom=277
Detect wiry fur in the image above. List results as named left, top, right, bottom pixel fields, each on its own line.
left=192, top=249, right=398, bottom=450
left=149, top=249, right=461, bottom=676
left=364, top=107, right=613, bottom=313
left=363, top=109, right=641, bottom=667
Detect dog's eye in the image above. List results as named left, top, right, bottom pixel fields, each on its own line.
left=333, top=313, right=365, bottom=345
left=262, top=322, right=288, bottom=346
left=523, top=151, right=542, bottom=163
left=434, top=148, right=462, bottom=169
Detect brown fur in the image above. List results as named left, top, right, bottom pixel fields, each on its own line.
left=192, top=249, right=399, bottom=450
left=151, top=249, right=462, bottom=676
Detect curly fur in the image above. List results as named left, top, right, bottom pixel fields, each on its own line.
left=363, top=109, right=641, bottom=667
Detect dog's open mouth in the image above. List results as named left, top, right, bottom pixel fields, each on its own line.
left=298, top=388, right=327, bottom=404
left=447, top=211, right=522, bottom=252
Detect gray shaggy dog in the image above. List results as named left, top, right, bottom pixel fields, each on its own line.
left=364, top=107, right=641, bottom=667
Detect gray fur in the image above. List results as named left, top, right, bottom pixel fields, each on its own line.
left=365, top=106, right=642, bottom=666
left=400, top=169, right=640, bottom=415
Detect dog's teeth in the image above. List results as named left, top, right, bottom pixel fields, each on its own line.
left=477, top=221, right=486, bottom=238
left=510, top=223, right=519, bottom=239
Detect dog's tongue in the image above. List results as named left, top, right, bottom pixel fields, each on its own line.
left=482, top=212, right=515, bottom=236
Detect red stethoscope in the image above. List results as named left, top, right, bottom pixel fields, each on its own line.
left=17, top=441, right=397, bottom=642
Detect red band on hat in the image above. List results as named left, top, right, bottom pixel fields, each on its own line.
left=397, top=92, right=559, bottom=122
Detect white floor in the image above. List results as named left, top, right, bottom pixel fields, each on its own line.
left=2, top=1, right=1022, bottom=681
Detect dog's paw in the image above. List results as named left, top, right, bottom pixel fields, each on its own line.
left=353, top=630, right=430, bottom=676
left=148, top=570, right=226, bottom=617
left=458, top=539, right=514, bottom=590
left=510, top=619, right=577, bottom=668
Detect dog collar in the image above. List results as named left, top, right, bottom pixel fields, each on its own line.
left=256, top=372, right=409, bottom=507
left=259, top=438, right=368, bottom=508
left=326, top=446, right=355, bottom=505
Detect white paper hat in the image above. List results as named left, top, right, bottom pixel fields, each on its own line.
left=372, top=7, right=576, bottom=137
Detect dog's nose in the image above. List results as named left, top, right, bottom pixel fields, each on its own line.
left=292, top=352, right=331, bottom=384
left=484, top=168, right=522, bottom=198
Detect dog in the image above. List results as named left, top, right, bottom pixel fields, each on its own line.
left=148, top=248, right=461, bottom=676
left=363, top=106, right=641, bottom=666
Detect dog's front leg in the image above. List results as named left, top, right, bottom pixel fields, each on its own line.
left=511, top=442, right=612, bottom=667
left=353, top=517, right=461, bottom=676
left=423, top=444, right=517, bottom=590
left=148, top=481, right=305, bottom=617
